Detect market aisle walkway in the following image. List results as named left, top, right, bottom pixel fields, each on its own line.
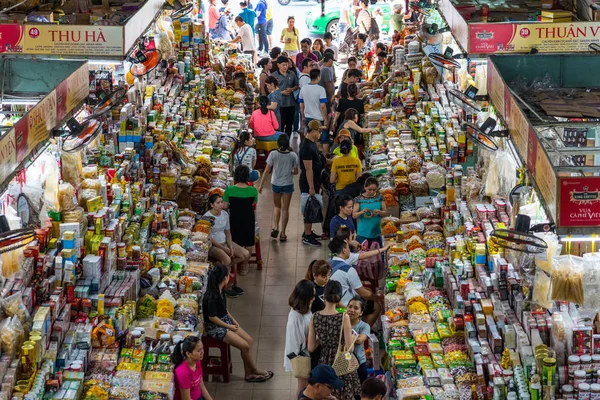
left=206, top=175, right=329, bottom=400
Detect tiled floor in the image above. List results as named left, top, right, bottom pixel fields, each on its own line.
left=205, top=171, right=329, bottom=399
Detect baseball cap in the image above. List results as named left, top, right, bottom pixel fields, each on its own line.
left=309, top=365, right=344, bottom=389
left=308, top=119, right=324, bottom=132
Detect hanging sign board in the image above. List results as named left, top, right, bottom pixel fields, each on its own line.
left=0, top=130, right=18, bottom=188
left=559, top=177, right=600, bottom=227
left=470, top=22, right=600, bottom=54
left=23, top=25, right=124, bottom=56
left=28, top=91, right=57, bottom=150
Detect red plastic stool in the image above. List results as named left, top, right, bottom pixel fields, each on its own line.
left=202, top=336, right=232, bottom=383
left=248, top=236, right=262, bottom=270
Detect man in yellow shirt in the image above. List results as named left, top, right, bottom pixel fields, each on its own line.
left=330, top=139, right=362, bottom=191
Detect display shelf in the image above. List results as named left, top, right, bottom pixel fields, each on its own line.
left=440, top=0, right=600, bottom=54
left=487, top=54, right=600, bottom=234
left=0, top=59, right=88, bottom=192
left=0, top=0, right=164, bottom=59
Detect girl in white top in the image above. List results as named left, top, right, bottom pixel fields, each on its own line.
left=284, top=279, right=315, bottom=397
left=231, top=131, right=259, bottom=182
left=203, top=193, right=250, bottom=297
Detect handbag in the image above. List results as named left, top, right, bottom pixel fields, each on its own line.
left=332, top=313, right=359, bottom=376
left=304, top=195, right=323, bottom=223
left=290, top=345, right=312, bottom=379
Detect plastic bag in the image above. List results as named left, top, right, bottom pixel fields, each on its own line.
left=303, top=196, right=323, bottom=224
left=58, top=183, right=78, bottom=212
left=0, top=316, right=24, bottom=357
left=532, top=270, right=552, bottom=309
left=61, top=151, right=82, bottom=187
left=534, top=234, right=560, bottom=274
left=550, top=255, right=584, bottom=305
left=1, top=292, right=30, bottom=325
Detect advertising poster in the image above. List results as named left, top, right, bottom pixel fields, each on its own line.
left=0, top=24, right=24, bottom=53
left=559, top=177, right=600, bottom=227
left=470, top=22, right=600, bottom=53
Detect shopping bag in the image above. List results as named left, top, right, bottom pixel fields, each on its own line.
left=304, top=195, right=323, bottom=224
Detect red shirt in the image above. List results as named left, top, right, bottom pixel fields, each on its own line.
left=208, top=4, right=219, bottom=29
left=174, top=361, right=203, bottom=400
left=249, top=109, right=279, bottom=137
left=295, top=52, right=318, bottom=71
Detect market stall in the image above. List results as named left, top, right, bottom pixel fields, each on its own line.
left=354, top=27, right=600, bottom=400
left=486, top=54, right=600, bottom=238
left=0, top=5, right=263, bottom=397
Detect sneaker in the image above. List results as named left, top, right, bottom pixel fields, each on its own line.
left=305, top=231, right=320, bottom=240
left=224, top=288, right=238, bottom=298
left=232, top=285, right=244, bottom=294
left=302, top=235, right=322, bottom=247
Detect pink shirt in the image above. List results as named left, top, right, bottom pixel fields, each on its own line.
left=208, top=4, right=219, bottom=29
left=174, top=361, right=203, bottom=400
left=249, top=109, right=279, bottom=137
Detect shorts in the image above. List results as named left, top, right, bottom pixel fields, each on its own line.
left=266, top=18, right=274, bottom=35
left=300, top=192, right=323, bottom=216
left=356, top=235, right=383, bottom=248
left=205, top=314, right=234, bottom=341
left=305, top=118, right=330, bottom=145
left=364, top=300, right=375, bottom=316
left=357, top=362, right=368, bottom=383
left=272, top=184, right=294, bottom=194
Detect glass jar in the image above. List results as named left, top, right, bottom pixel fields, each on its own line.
left=590, top=384, right=600, bottom=400
left=575, top=370, right=587, bottom=388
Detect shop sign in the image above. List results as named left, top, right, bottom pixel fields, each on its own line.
left=0, top=24, right=24, bottom=53
left=0, top=130, right=17, bottom=187
left=470, top=22, right=600, bottom=54
left=559, top=177, right=600, bottom=227
left=13, top=117, right=29, bottom=164
left=505, top=94, right=529, bottom=165
left=533, top=141, right=557, bottom=223
left=63, top=66, right=89, bottom=117
left=487, top=61, right=505, bottom=117
left=27, top=91, right=57, bottom=151
left=23, top=25, right=123, bottom=56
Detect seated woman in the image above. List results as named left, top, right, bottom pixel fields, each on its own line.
left=249, top=96, right=283, bottom=142
left=204, top=193, right=248, bottom=298
left=203, top=263, right=274, bottom=382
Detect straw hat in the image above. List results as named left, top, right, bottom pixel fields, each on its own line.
left=335, top=129, right=353, bottom=144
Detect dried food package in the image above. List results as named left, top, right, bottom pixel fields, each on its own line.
left=58, top=183, right=78, bottom=212
left=550, top=255, right=584, bottom=305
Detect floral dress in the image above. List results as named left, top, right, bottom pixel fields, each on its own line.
left=313, top=312, right=361, bottom=399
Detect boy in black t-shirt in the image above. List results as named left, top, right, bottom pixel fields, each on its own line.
left=299, top=120, right=324, bottom=247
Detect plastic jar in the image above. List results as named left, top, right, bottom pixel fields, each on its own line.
left=575, top=371, right=588, bottom=388
left=590, top=384, right=600, bottom=400
left=563, top=384, right=575, bottom=400
left=580, top=383, right=592, bottom=400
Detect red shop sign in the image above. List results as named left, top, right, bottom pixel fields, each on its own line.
left=559, top=177, right=600, bottom=227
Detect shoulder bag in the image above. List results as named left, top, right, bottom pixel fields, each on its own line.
left=332, top=313, right=359, bottom=376
left=290, top=344, right=312, bottom=379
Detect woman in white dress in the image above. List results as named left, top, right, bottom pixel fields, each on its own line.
left=284, top=279, right=316, bottom=397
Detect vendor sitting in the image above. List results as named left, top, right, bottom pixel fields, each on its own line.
left=331, top=129, right=359, bottom=158
left=249, top=96, right=283, bottom=142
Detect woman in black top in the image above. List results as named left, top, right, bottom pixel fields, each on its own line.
left=203, top=264, right=274, bottom=382
left=334, top=83, right=364, bottom=133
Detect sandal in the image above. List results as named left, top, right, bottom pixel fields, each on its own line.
left=270, top=229, right=279, bottom=238
left=245, top=371, right=274, bottom=382
left=279, top=234, right=287, bottom=242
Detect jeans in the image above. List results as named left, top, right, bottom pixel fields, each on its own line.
left=280, top=106, right=295, bottom=135
left=266, top=18, right=274, bottom=35
left=256, top=22, right=269, bottom=53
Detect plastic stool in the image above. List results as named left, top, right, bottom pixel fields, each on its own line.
left=255, top=141, right=277, bottom=170
left=202, top=336, right=232, bottom=383
left=248, top=236, right=262, bottom=270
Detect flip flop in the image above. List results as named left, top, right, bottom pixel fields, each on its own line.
left=270, top=229, right=279, bottom=238
left=279, top=235, right=287, bottom=242
left=245, top=371, right=274, bottom=382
